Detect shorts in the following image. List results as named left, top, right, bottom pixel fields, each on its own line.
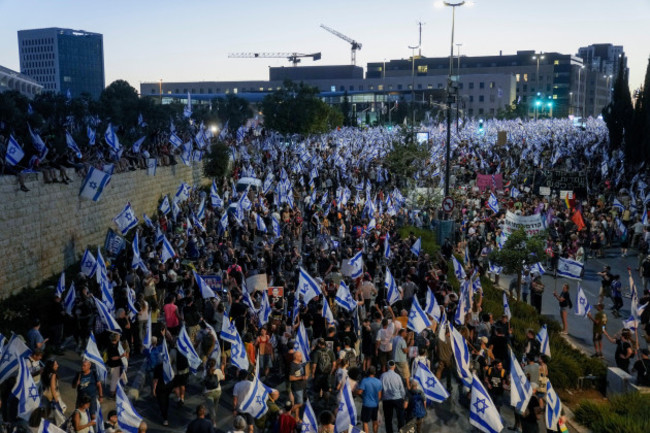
left=599, top=286, right=611, bottom=298
left=314, top=374, right=331, bottom=394
left=259, top=354, right=273, bottom=370
left=593, top=332, right=603, bottom=342
left=293, top=388, right=304, bottom=405
left=395, top=362, right=410, bottom=381
left=173, top=372, right=189, bottom=387
left=361, top=406, right=379, bottom=423
left=238, top=411, right=254, bottom=426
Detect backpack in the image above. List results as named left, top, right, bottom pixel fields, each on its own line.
left=343, top=349, right=357, bottom=369
left=60, top=409, right=80, bottom=433
left=316, top=349, right=333, bottom=375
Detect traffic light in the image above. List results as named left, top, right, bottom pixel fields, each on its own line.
left=478, top=118, right=484, bottom=133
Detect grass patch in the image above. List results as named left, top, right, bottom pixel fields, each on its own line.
left=574, top=393, right=650, bottom=433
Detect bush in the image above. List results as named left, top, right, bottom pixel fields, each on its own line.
left=575, top=393, right=650, bottom=433
left=397, top=226, right=440, bottom=254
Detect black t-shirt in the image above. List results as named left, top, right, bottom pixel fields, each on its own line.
left=633, top=359, right=650, bottom=386
left=289, top=362, right=307, bottom=390
left=521, top=396, right=540, bottom=424
left=106, top=342, right=122, bottom=368
left=184, top=304, right=201, bottom=327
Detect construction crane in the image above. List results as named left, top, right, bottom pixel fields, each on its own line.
left=228, top=52, right=321, bottom=67
left=320, top=24, right=362, bottom=66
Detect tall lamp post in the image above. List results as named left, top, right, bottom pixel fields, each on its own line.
left=577, top=65, right=584, bottom=119
left=532, top=53, right=544, bottom=120
left=456, top=43, right=462, bottom=132
left=441, top=0, right=467, bottom=198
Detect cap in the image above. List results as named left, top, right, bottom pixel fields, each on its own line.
left=387, top=360, right=396, bottom=367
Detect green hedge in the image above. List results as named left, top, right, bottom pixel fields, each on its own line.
left=574, top=393, right=650, bottom=433
left=397, top=225, right=607, bottom=390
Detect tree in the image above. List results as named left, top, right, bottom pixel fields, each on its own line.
left=602, top=60, right=634, bottom=155
left=384, top=127, right=429, bottom=186
left=261, top=80, right=343, bottom=135
left=634, top=57, right=650, bottom=164
left=496, top=99, right=527, bottom=120
left=489, top=227, right=546, bottom=301
left=213, top=94, right=253, bottom=131
left=340, top=91, right=355, bottom=127
left=203, top=139, right=232, bottom=180
left=99, top=80, right=141, bottom=129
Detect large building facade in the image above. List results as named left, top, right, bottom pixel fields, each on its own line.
left=17, top=28, right=105, bottom=99
left=0, top=64, right=42, bottom=99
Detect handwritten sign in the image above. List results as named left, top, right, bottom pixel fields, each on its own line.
left=503, top=211, right=546, bottom=237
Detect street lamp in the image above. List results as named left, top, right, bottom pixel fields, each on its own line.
left=532, top=53, right=544, bottom=120
left=577, top=65, right=584, bottom=119
left=439, top=0, right=468, bottom=198
left=456, top=43, right=462, bottom=132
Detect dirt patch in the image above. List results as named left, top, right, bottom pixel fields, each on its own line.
left=557, top=388, right=608, bottom=410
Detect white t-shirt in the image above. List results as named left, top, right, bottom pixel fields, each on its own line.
left=376, top=322, right=395, bottom=352
left=233, top=380, right=252, bottom=410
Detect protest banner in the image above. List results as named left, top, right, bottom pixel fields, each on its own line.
left=497, top=131, right=507, bottom=145
left=503, top=211, right=546, bottom=237
left=104, top=228, right=126, bottom=256
left=202, top=275, right=222, bottom=292
left=544, top=170, right=588, bottom=196
left=246, top=273, right=268, bottom=292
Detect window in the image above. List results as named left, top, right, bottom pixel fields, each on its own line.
left=523, top=73, right=528, bottom=82
left=489, top=81, right=495, bottom=88
left=438, top=83, right=443, bottom=89
left=427, top=84, right=433, bottom=89
left=377, top=85, right=383, bottom=91
left=200, top=88, right=204, bottom=93
left=417, top=65, right=428, bottom=74
left=479, top=108, right=484, bottom=114
left=183, top=89, right=187, bottom=93
left=369, top=85, right=374, bottom=90
left=479, top=82, right=485, bottom=89
left=459, top=83, right=463, bottom=89
left=469, top=95, right=474, bottom=102
left=397, top=84, right=403, bottom=90
left=469, top=82, right=474, bottom=89
left=417, top=84, right=422, bottom=89
left=468, top=108, right=474, bottom=116
left=331, top=86, right=336, bottom=92
left=554, top=60, right=559, bottom=65
left=479, top=95, right=484, bottom=102
left=553, top=94, right=558, bottom=99
left=489, top=94, right=495, bottom=102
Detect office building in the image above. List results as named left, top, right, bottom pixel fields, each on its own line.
left=17, top=28, right=105, bottom=99
left=577, top=44, right=627, bottom=118
left=0, top=64, right=43, bottom=99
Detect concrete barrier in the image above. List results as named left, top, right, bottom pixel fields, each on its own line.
left=606, top=367, right=633, bottom=396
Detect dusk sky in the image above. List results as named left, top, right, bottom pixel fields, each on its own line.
left=1, top=0, right=648, bottom=92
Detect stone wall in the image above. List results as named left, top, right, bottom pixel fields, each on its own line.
left=0, top=163, right=207, bottom=298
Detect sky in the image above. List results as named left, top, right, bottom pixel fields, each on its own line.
left=1, top=0, right=648, bottom=93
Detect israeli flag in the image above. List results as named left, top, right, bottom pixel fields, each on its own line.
left=271, top=215, right=281, bottom=239
left=159, top=195, right=171, bottom=215
left=142, top=313, right=152, bottom=352
left=193, top=271, right=216, bottom=299
left=488, top=192, right=499, bottom=213
left=230, top=330, right=250, bottom=371
left=451, top=326, right=472, bottom=388
left=536, top=324, right=551, bottom=358
left=104, top=123, right=121, bottom=152
left=298, top=267, right=321, bottom=305
left=0, top=334, right=31, bottom=389
left=142, top=213, right=154, bottom=229
left=384, top=232, right=391, bottom=259
left=613, top=198, right=624, bottom=212
left=385, top=268, right=401, bottom=305
left=503, top=292, right=512, bottom=321
left=5, top=135, right=25, bottom=166
left=240, top=363, right=272, bottom=419
left=160, top=235, right=175, bottom=263
left=488, top=261, right=503, bottom=275
left=211, top=181, right=223, bottom=209
left=176, top=182, right=190, bottom=203
left=545, top=380, right=562, bottom=431
left=464, top=245, right=471, bottom=265
left=511, top=187, right=521, bottom=199
left=410, top=237, right=421, bottom=257
left=556, top=257, right=583, bottom=280
left=220, top=317, right=239, bottom=344
left=302, top=399, right=318, bottom=433
left=259, top=291, right=271, bottom=327
left=220, top=211, right=229, bottom=233
left=87, top=126, right=96, bottom=146
left=335, top=379, right=357, bottom=433
left=348, top=250, right=364, bottom=279
left=171, top=199, right=181, bottom=221
left=407, top=296, right=432, bottom=333
left=452, top=255, right=467, bottom=280
left=335, top=281, right=357, bottom=312
left=65, top=131, right=82, bottom=158
left=131, top=136, right=145, bottom=154
left=83, top=332, right=108, bottom=382
left=412, top=361, right=449, bottom=403
left=37, top=418, right=66, bottom=433
left=114, top=203, right=138, bottom=235
left=116, top=382, right=143, bottom=433
left=470, top=374, right=504, bottom=433
left=55, top=272, right=65, bottom=298
left=509, top=347, right=533, bottom=414
left=296, top=321, right=311, bottom=362
left=530, top=262, right=546, bottom=276
left=169, top=132, right=183, bottom=149
left=93, top=296, right=121, bottom=333
left=176, top=326, right=202, bottom=373
left=322, top=299, right=335, bottom=325
left=12, top=356, right=40, bottom=420
left=256, top=213, right=267, bottom=233
left=643, top=207, right=648, bottom=226
left=425, top=289, right=441, bottom=322
left=79, top=167, right=111, bottom=202
left=63, top=282, right=76, bottom=316
left=575, top=284, right=591, bottom=317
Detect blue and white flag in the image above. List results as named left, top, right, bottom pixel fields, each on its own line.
left=142, top=213, right=155, bottom=229
left=79, top=167, right=111, bottom=201
left=302, top=399, right=318, bottom=433
left=488, top=192, right=499, bottom=213
left=194, top=271, right=216, bottom=299
left=412, top=361, right=449, bottom=403
left=65, top=131, right=82, bottom=158
left=575, top=284, right=591, bottom=317
left=335, top=379, right=357, bottom=433
left=220, top=317, right=239, bottom=344
left=503, top=292, right=511, bottom=321
left=545, top=380, right=562, bottom=431
left=322, top=299, right=335, bottom=325
left=220, top=211, right=229, bottom=233
left=12, top=356, right=40, bottom=420
left=37, top=418, right=65, bottom=433
left=196, top=197, right=206, bottom=220
left=63, top=282, right=76, bottom=316
left=87, top=126, right=96, bottom=146
left=259, top=291, right=271, bottom=327
left=176, top=326, right=202, bottom=373
left=452, top=255, right=467, bottom=280
left=536, top=325, right=551, bottom=358
left=410, top=237, right=421, bottom=257
left=298, top=267, right=321, bottom=305
left=175, top=182, right=190, bottom=203
left=530, top=262, right=545, bottom=276
left=613, top=198, right=624, bottom=213
left=55, top=272, right=65, bottom=298
left=93, top=296, right=121, bottom=333
left=384, top=232, right=391, bottom=259
left=230, top=330, right=250, bottom=371
left=241, top=363, right=272, bottom=419
left=296, top=321, right=311, bottom=362
left=172, top=199, right=181, bottom=221
left=0, top=334, right=31, bottom=388
left=556, top=257, right=583, bottom=280
left=146, top=158, right=157, bottom=176
left=5, top=135, right=25, bottom=166
left=348, top=250, right=364, bottom=279
left=385, top=268, right=401, bottom=306
left=425, top=289, right=441, bottom=323
left=104, top=123, right=121, bottom=152
left=256, top=213, right=267, bottom=233
left=160, top=235, right=175, bottom=263
left=132, top=136, right=145, bottom=154
left=451, top=326, right=472, bottom=388
left=83, top=332, right=108, bottom=382
left=159, top=195, right=171, bottom=215
left=408, top=296, right=432, bottom=333
left=116, top=382, right=143, bottom=433
left=488, top=262, right=503, bottom=275
left=142, top=313, right=152, bottom=353
left=211, top=181, right=223, bottom=208
left=509, top=347, right=533, bottom=414
left=335, top=281, right=357, bottom=312
left=511, top=187, right=521, bottom=199
left=183, top=92, right=192, bottom=118
left=470, top=374, right=504, bottom=433
left=114, top=203, right=138, bottom=235
left=464, top=245, right=471, bottom=265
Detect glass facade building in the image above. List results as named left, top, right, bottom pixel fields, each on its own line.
left=17, top=28, right=105, bottom=99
